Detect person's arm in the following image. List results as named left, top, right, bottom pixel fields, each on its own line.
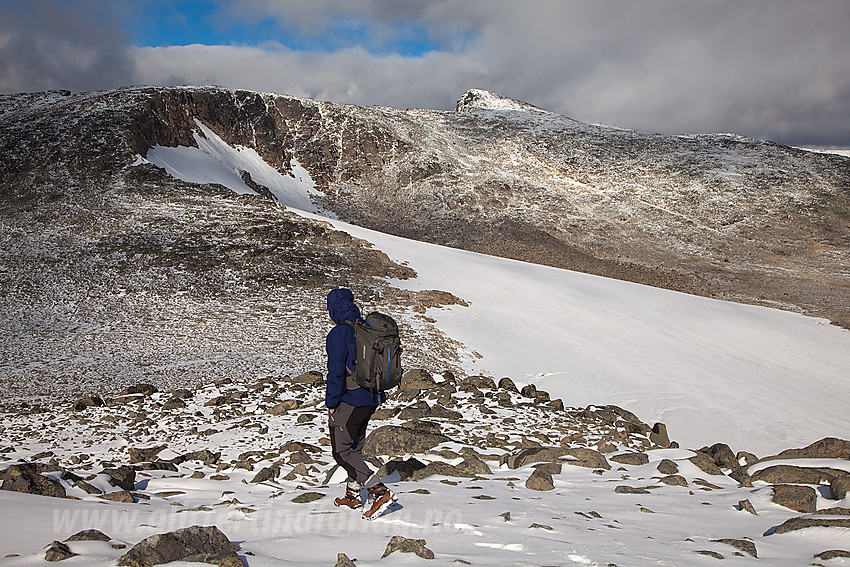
left=325, top=326, right=348, bottom=409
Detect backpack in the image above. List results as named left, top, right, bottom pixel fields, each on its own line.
left=343, top=311, right=403, bottom=395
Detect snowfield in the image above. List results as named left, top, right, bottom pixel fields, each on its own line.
left=143, top=122, right=850, bottom=456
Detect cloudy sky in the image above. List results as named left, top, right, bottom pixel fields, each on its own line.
left=2, top=0, right=849, bottom=147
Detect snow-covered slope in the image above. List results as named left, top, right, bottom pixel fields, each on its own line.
left=145, top=131, right=850, bottom=456
left=316, top=213, right=850, bottom=457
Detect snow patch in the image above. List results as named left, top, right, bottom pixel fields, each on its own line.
left=146, top=120, right=322, bottom=213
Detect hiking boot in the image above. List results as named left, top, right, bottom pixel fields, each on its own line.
left=362, top=485, right=397, bottom=520
left=334, top=482, right=362, bottom=510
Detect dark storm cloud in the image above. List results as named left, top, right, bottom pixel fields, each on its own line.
left=0, top=0, right=135, bottom=94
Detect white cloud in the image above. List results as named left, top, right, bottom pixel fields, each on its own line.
left=3, top=0, right=850, bottom=147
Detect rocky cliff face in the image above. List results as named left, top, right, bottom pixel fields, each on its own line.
left=2, top=85, right=849, bottom=333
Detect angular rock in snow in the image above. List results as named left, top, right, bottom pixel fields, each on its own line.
left=250, top=464, right=280, bottom=484
left=610, top=452, right=649, bottom=466
left=614, top=485, right=651, bottom=494
left=526, top=465, right=558, bottom=491
left=381, top=535, right=434, bottom=560
left=334, top=553, right=357, bottom=567
left=738, top=499, right=757, bottom=515
left=816, top=550, right=850, bottom=560
left=72, top=396, right=104, bottom=412
left=649, top=423, right=671, bottom=448
left=363, top=425, right=452, bottom=457
left=65, top=529, right=111, bottom=542
left=44, top=540, right=77, bottom=562
left=117, top=525, right=241, bottom=567
left=687, top=452, right=724, bottom=476
left=377, top=458, right=427, bottom=481
left=831, top=476, right=850, bottom=500
left=497, top=377, right=519, bottom=393
left=657, top=459, right=678, bottom=475
left=129, top=444, right=167, bottom=464
left=773, top=517, right=850, bottom=534
left=750, top=464, right=845, bottom=485
left=698, top=443, right=738, bottom=469
left=121, top=383, right=158, bottom=396
left=1, top=463, right=66, bottom=498
left=103, top=465, right=136, bottom=491
left=659, top=475, right=688, bottom=487
left=772, top=484, right=817, bottom=513
left=761, top=437, right=850, bottom=461
left=562, top=447, right=611, bottom=470
left=101, top=490, right=135, bottom=503
left=712, top=538, right=758, bottom=558
left=400, top=369, right=437, bottom=391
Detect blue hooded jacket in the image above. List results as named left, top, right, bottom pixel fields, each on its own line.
left=325, top=288, right=385, bottom=408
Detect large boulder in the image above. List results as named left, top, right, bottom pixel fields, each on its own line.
left=761, top=437, right=850, bottom=461
left=118, top=525, right=241, bottom=567
left=364, top=425, right=452, bottom=457
left=1, top=463, right=66, bottom=498
left=102, top=465, right=136, bottom=491
left=129, top=445, right=167, bottom=464
left=562, top=447, right=611, bottom=470
left=772, top=484, right=817, bottom=513
left=400, top=369, right=438, bottom=391
left=751, top=465, right=845, bottom=485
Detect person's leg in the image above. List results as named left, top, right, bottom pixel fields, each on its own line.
left=330, top=403, right=379, bottom=509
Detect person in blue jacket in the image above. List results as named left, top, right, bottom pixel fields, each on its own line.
left=325, top=288, right=396, bottom=519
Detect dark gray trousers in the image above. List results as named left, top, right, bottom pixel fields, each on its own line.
left=329, top=401, right=377, bottom=486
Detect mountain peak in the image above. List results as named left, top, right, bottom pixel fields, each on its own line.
left=456, top=89, right=550, bottom=114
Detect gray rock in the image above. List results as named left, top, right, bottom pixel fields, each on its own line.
left=831, top=475, right=850, bottom=500
left=118, top=525, right=242, bottom=567
left=364, top=425, right=452, bottom=457
left=816, top=550, right=850, bottom=560
left=712, top=538, right=757, bottom=558
left=751, top=465, right=844, bottom=485
left=657, top=459, right=678, bottom=475
left=377, top=458, right=427, bottom=481
left=101, top=490, right=135, bottom=503
left=129, top=445, right=167, bottom=464
left=1, top=463, right=66, bottom=498
left=72, top=396, right=104, bottom=412
left=774, top=517, right=850, bottom=534
left=699, top=443, right=738, bottom=469
left=738, top=499, right=757, bottom=515
left=610, top=453, right=649, bottom=466
left=615, top=485, right=651, bottom=494
left=250, top=465, right=280, bottom=484
left=525, top=468, right=555, bottom=491
left=761, top=437, right=850, bottom=461
left=381, top=535, right=435, bottom=559
left=121, top=384, right=158, bottom=396
left=400, top=369, right=438, bottom=391
left=291, top=492, right=324, bottom=503
left=562, top=447, right=611, bottom=470
left=290, top=371, right=324, bottom=386
left=65, top=529, right=111, bottom=542
left=649, top=423, right=671, bottom=448
left=334, top=553, right=357, bottom=567
left=695, top=550, right=724, bottom=560
left=688, top=452, right=724, bottom=476
left=103, top=466, right=136, bottom=491
left=659, top=475, right=688, bottom=487
left=45, top=541, right=77, bottom=562
left=772, top=484, right=817, bottom=513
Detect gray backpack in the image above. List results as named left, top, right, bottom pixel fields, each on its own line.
left=343, top=312, right=403, bottom=395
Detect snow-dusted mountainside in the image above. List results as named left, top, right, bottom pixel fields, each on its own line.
left=3, top=86, right=847, bottom=329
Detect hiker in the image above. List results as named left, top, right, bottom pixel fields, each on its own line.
left=325, top=288, right=397, bottom=519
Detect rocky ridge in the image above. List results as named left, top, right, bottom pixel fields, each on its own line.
left=1, top=370, right=848, bottom=565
